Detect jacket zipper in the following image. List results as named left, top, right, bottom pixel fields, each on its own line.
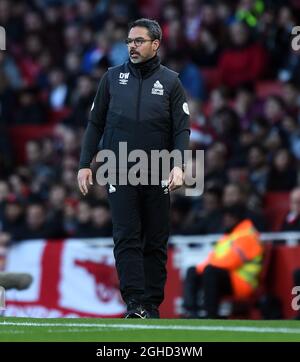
left=136, top=70, right=143, bottom=122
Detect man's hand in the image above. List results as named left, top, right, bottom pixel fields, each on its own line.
left=168, top=166, right=184, bottom=192
left=77, top=168, right=93, bottom=195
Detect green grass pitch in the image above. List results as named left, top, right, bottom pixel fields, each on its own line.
left=1, top=317, right=300, bottom=342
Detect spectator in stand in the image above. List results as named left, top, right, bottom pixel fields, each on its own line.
left=48, top=68, right=70, bottom=111
left=259, top=2, right=297, bottom=81
left=205, top=143, right=228, bottom=187
left=161, top=2, right=187, bottom=53
left=167, top=52, right=206, bottom=101
left=282, top=81, right=300, bottom=118
left=0, top=62, right=16, bottom=126
left=74, top=200, right=93, bottom=238
left=190, top=26, right=221, bottom=68
left=13, top=86, right=47, bottom=125
left=274, top=6, right=298, bottom=80
left=183, top=0, right=202, bottom=45
left=266, top=148, right=297, bottom=192
left=5, top=201, right=64, bottom=242
left=263, top=95, right=286, bottom=125
left=161, top=0, right=180, bottom=27
left=0, top=0, right=24, bottom=45
left=64, top=24, right=82, bottom=54
left=43, top=2, right=65, bottom=65
left=234, top=84, right=258, bottom=130
left=63, top=198, right=78, bottom=236
left=7, top=173, right=30, bottom=203
left=19, top=33, right=44, bottom=86
left=0, top=181, right=9, bottom=220
left=247, top=144, right=269, bottom=195
left=216, top=1, right=236, bottom=26
left=278, top=47, right=300, bottom=84
left=0, top=124, right=13, bottom=177
left=219, top=21, right=267, bottom=88
left=64, top=75, right=94, bottom=128
left=0, top=52, right=22, bottom=90
left=47, top=184, right=67, bottom=228
left=109, top=25, right=130, bottom=66
left=65, top=51, right=82, bottom=89
left=25, top=140, right=56, bottom=198
left=81, top=31, right=110, bottom=74
left=182, top=205, right=263, bottom=318
left=210, top=86, right=231, bottom=115
left=235, top=0, right=265, bottom=28
left=181, top=186, right=223, bottom=235
left=211, top=107, right=241, bottom=154
left=163, top=18, right=188, bottom=54
left=89, top=200, right=113, bottom=237
left=0, top=194, right=24, bottom=238
left=282, top=115, right=300, bottom=161
left=188, top=99, right=215, bottom=150
left=249, top=117, right=270, bottom=145
left=281, top=187, right=300, bottom=231
left=223, top=182, right=266, bottom=231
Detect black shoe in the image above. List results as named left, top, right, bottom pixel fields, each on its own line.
left=144, top=304, right=160, bottom=319
left=124, top=300, right=149, bottom=319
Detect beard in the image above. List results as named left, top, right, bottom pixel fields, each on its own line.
left=130, top=51, right=142, bottom=63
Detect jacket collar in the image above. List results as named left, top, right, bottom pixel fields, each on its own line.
left=127, top=54, right=161, bottom=79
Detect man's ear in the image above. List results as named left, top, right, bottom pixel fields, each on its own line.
left=153, top=39, right=160, bottom=51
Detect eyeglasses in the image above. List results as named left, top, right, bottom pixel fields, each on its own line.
left=125, top=38, right=153, bottom=47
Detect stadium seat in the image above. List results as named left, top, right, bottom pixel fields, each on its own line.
left=200, top=67, right=221, bottom=91
left=48, top=107, right=72, bottom=124
left=256, top=81, right=283, bottom=98
left=263, top=192, right=290, bottom=231
left=8, top=125, right=54, bottom=164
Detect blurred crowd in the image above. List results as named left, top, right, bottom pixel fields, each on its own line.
left=1, top=0, right=300, bottom=250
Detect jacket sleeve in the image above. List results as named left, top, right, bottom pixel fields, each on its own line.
left=208, top=247, right=244, bottom=271
left=170, top=77, right=191, bottom=168
left=206, top=235, right=261, bottom=271
left=195, top=245, right=243, bottom=273
left=78, top=71, right=110, bottom=169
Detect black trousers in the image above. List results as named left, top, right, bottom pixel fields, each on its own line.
left=183, top=265, right=233, bottom=318
left=107, top=183, right=170, bottom=308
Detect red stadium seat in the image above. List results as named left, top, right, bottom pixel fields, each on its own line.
left=48, top=107, right=72, bottom=124
left=256, top=81, right=283, bottom=98
left=200, top=67, right=221, bottom=91
left=264, top=192, right=290, bottom=231
left=8, top=125, right=54, bottom=164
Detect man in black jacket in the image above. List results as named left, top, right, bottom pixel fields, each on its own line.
left=78, top=19, right=190, bottom=318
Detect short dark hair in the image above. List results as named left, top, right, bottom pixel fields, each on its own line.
left=129, top=18, right=162, bottom=41
left=223, top=204, right=247, bottom=221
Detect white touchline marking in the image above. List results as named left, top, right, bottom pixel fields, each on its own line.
left=0, top=330, right=26, bottom=334
left=0, top=321, right=300, bottom=334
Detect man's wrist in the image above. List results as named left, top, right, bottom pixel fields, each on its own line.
left=78, top=164, right=91, bottom=171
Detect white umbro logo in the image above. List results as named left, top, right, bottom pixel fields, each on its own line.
left=119, top=72, right=129, bottom=85
left=151, top=80, right=164, bottom=95
left=109, top=184, right=116, bottom=193
left=161, top=179, right=169, bottom=194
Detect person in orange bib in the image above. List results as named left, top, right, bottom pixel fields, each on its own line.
left=182, top=204, right=263, bottom=318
